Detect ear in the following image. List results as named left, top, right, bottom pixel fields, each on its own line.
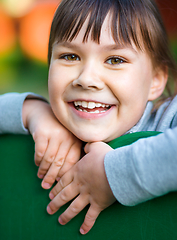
left=148, top=66, right=168, bottom=101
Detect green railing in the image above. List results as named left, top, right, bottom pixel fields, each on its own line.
left=0, top=133, right=177, bottom=240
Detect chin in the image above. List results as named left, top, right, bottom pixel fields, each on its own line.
left=75, top=132, right=107, bottom=143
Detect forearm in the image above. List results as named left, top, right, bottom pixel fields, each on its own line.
left=104, top=127, right=177, bottom=206
left=0, top=92, right=46, bottom=134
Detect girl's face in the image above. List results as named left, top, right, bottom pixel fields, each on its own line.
left=48, top=14, right=162, bottom=142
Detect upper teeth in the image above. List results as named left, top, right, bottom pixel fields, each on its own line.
left=74, top=101, right=110, bottom=109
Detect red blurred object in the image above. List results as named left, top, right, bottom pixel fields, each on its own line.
left=19, top=0, right=61, bottom=63
left=0, top=5, right=17, bottom=57
left=156, top=0, right=177, bottom=37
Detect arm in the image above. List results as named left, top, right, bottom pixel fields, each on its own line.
left=0, top=92, right=41, bottom=134
left=0, top=93, right=82, bottom=187
left=104, top=127, right=177, bottom=206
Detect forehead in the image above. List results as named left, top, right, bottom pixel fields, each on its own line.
left=74, top=13, right=113, bottom=43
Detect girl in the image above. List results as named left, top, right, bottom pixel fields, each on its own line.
left=46, top=0, right=177, bottom=235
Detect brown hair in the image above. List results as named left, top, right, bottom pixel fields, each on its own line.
left=48, top=0, right=177, bottom=103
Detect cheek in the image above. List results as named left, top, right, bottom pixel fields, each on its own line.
left=48, top=67, right=70, bottom=121
left=48, top=67, right=64, bottom=98
left=107, top=72, right=135, bottom=104
left=48, top=74, right=62, bottom=118
left=48, top=67, right=56, bottom=94
left=108, top=70, right=151, bottom=109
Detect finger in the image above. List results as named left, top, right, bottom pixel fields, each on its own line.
left=80, top=205, right=101, bottom=235
left=34, top=136, right=48, bottom=167
left=41, top=138, right=80, bottom=187
left=41, top=138, right=77, bottom=188
left=37, top=138, right=60, bottom=179
left=84, top=142, right=91, bottom=154
left=58, top=142, right=81, bottom=177
left=47, top=181, right=79, bottom=215
left=41, top=156, right=65, bottom=189
left=58, top=195, right=89, bottom=225
left=49, top=170, right=74, bottom=199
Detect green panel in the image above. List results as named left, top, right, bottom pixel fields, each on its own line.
left=108, top=131, right=161, bottom=148
left=0, top=134, right=177, bottom=240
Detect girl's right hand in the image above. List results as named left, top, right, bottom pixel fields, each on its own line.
left=22, top=99, right=82, bottom=189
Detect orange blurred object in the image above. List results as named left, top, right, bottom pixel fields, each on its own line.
left=19, top=0, right=61, bottom=63
left=0, top=6, right=17, bottom=57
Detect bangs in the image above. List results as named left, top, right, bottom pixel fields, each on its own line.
left=49, top=0, right=144, bottom=47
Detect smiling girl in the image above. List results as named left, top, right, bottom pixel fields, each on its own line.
left=46, top=0, right=177, bottom=235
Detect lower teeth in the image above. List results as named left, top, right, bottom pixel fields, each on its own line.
left=78, top=108, right=106, bottom=113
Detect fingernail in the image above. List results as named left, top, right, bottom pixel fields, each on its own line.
left=49, top=192, right=54, bottom=200
left=38, top=174, right=44, bottom=179
left=80, top=228, right=85, bottom=235
left=58, top=217, right=64, bottom=225
left=47, top=206, right=53, bottom=214
left=42, top=182, right=51, bottom=189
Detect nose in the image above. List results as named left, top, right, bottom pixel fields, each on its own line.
left=72, top=64, right=104, bottom=91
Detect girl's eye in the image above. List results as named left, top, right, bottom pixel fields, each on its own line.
left=106, top=57, right=125, bottom=65
left=60, top=54, right=80, bottom=61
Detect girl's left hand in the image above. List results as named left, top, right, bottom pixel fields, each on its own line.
left=47, top=142, right=116, bottom=235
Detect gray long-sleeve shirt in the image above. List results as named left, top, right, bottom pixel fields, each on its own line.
left=104, top=96, right=177, bottom=206
left=0, top=92, right=45, bottom=134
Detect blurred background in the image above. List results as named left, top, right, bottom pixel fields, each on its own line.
left=0, top=0, right=177, bottom=100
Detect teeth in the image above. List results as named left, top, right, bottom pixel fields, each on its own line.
left=82, top=101, right=88, bottom=108
left=95, top=103, right=102, bottom=107
left=94, top=110, right=100, bottom=113
left=74, top=101, right=110, bottom=109
left=77, top=109, right=106, bottom=113
left=73, top=101, right=111, bottom=114
left=74, top=101, right=82, bottom=106
left=88, top=102, right=96, bottom=109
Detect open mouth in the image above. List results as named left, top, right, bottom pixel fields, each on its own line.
left=73, top=101, right=112, bottom=113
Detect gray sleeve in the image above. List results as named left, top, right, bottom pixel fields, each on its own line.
left=0, top=92, right=47, bottom=134
left=104, top=127, right=177, bottom=206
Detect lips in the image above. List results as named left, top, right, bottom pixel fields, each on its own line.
left=73, top=100, right=111, bottom=113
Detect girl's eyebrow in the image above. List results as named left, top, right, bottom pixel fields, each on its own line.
left=103, top=44, right=138, bottom=54
left=54, top=41, right=138, bottom=54
left=54, top=42, right=80, bottom=50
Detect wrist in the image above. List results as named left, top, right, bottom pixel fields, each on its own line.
left=22, top=99, right=40, bottom=130
left=22, top=99, right=33, bottom=129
